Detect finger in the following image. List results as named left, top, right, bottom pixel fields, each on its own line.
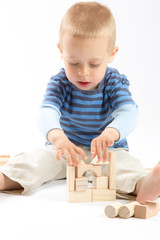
left=91, top=140, right=97, bottom=159
left=103, top=142, right=108, bottom=162
left=56, top=149, right=63, bottom=162
left=69, top=149, right=81, bottom=167
left=96, top=141, right=103, bottom=162
left=63, top=149, right=72, bottom=166
left=75, top=147, right=87, bottom=161
left=108, top=140, right=114, bottom=147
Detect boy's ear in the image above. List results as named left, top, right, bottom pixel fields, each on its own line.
left=57, top=42, right=63, bottom=59
left=108, top=46, right=119, bottom=63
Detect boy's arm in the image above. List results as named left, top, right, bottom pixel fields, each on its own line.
left=106, top=103, right=138, bottom=141
left=91, top=103, right=138, bottom=161
left=37, top=105, right=62, bottom=139
left=37, top=105, right=87, bottom=166
left=91, top=69, right=139, bottom=162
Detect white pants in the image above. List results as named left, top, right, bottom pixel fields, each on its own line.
left=0, top=145, right=145, bottom=194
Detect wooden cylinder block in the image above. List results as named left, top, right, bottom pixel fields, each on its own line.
left=119, top=201, right=140, bottom=219
left=104, top=202, right=123, bottom=218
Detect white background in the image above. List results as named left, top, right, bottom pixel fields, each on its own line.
left=0, top=0, right=160, bottom=167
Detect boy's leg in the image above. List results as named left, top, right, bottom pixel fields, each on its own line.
left=0, top=145, right=67, bottom=194
left=111, top=148, right=160, bottom=203
left=0, top=172, right=22, bottom=190
left=135, top=163, right=160, bottom=204
left=110, top=148, right=146, bottom=195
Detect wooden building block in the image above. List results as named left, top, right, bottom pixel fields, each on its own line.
left=75, top=177, right=88, bottom=191
left=92, top=189, right=116, bottom=201
left=0, top=155, right=10, bottom=158
left=76, top=185, right=88, bottom=191
left=119, top=201, right=140, bottom=219
left=67, top=165, right=75, bottom=192
left=0, top=156, right=10, bottom=167
left=104, top=202, right=123, bottom=218
left=67, top=189, right=92, bottom=203
left=134, top=205, right=147, bottom=219
left=146, top=201, right=159, bottom=217
left=76, top=177, right=88, bottom=186
left=91, top=156, right=109, bottom=165
left=93, top=175, right=108, bottom=189
left=76, top=161, right=101, bottom=178
left=108, top=151, right=116, bottom=189
left=134, top=201, right=159, bottom=219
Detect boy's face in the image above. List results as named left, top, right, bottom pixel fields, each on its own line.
left=58, top=35, right=118, bottom=91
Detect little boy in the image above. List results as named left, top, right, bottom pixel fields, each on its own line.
left=0, top=2, right=160, bottom=204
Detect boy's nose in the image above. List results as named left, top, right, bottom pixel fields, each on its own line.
left=78, top=66, right=89, bottom=77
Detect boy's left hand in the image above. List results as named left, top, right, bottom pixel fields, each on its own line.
left=91, top=128, right=120, bottom=162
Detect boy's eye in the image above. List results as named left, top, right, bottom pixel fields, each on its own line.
left=68, top=62, right=101, bottom=67
left=90, top=63, right=100, bottom=67
left=69, top=62, right=79, bottom=66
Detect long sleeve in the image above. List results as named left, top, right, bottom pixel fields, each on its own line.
left=106, top=103, right=138, bottom=141
left=37, top=69, right=68, bottom=139
left=37, top=104, right=62, bottom=139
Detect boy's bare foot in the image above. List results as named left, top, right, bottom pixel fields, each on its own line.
left=136, top=162, right=160, bottom=204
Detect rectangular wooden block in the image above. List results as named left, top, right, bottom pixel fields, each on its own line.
left=67, top=189, right=92, bottom=203
left=0, top=155, right=10, bottom=158
left=67, top=165, right=75, bottom=191
left=75, top=177, right=88, bottom=191
left=0, top=157, right=10, bottom=167
left=108, top=151, right=116, bottom=189
left=145, top=201, right=159, bottom=215
left=134, top=205, right=148, bottom=219
left=93, top=175, right=108, bottom=189
left=135, top=201, right=159, bottom=219
left=92, top=189, right=116, bottom=202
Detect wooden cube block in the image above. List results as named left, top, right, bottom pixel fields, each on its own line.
left=93, top=175, right=108, bottom=189
left=92, top=189, right=116, bottom=201
left=134, top=201, right=159, bottom=219
left=134, top=205, right=147, bottom=219
left=75, top=177, right=88, bottom=191
left=67, top=189, right=92, bottom=203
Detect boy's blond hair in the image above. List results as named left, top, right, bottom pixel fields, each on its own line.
left=59, top=1, right=116, bottom=52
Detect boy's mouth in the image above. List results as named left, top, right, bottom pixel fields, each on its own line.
left=77, top=81, right=91, bottom=87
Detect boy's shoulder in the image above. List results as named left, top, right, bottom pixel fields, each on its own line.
left=49, top=68, right=71, bottom=90
left=51, top=68, right=68, bottom=82
left=106, top=67, right=127, bottom=80
left=105, top=67, right=129, bottom=86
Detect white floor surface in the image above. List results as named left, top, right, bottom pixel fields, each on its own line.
left=0, top=179, right=159, bottom=240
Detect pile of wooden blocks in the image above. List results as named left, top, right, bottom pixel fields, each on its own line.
left=67, top=151, right=116, bottom=202
left=104, top=201, right=159, bottom=219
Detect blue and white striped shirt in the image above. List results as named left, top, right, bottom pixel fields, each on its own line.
left=38, top=67, right=138, bottom=149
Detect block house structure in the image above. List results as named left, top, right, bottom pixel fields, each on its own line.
left=67, top=151, right=116, bottom=202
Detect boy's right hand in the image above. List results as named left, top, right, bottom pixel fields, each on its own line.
left=47, top=129, right=87, bottom=167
